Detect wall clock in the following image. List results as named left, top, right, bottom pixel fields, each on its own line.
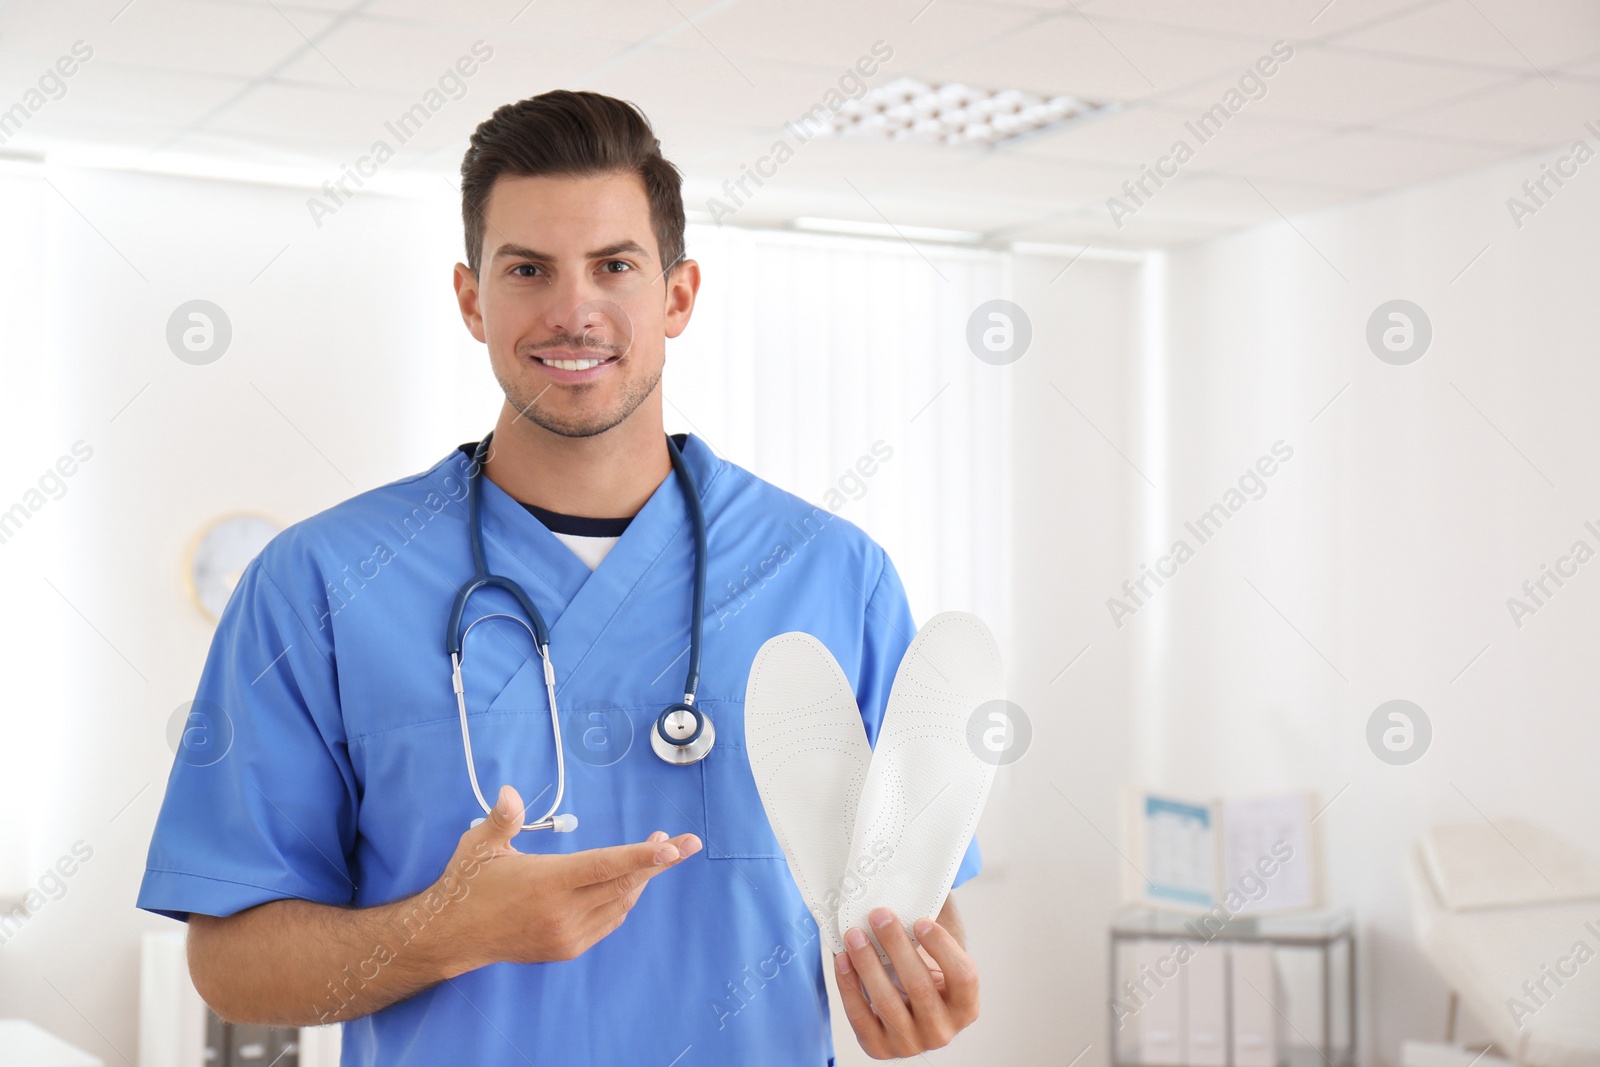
left=185, top=513, right=282, bottom=622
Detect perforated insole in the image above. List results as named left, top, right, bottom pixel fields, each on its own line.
left=838, top=612, right=1004, bottom=958
left=746, top=613, right=1004, bottom=959
left=744, top=632, right=871, bottom=955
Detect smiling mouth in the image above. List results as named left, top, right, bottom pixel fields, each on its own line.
left=534, top=354, right=620, bottom=371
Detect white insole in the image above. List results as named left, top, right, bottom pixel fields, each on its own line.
left=838, top=612, right=1003, bottom=957
left=744, top=632, right=871, bottom=955
left=746, top=613, right=1003, bottom=959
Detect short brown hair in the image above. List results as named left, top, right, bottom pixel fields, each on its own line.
left=459, top=90, right=686, bottom=280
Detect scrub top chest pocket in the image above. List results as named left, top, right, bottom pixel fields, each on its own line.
left=695, top=698, right=785, bottom=861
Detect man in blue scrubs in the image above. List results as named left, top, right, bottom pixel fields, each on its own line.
left=140, top=89, right=982, bottom=1065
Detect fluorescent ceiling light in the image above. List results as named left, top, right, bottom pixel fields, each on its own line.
left=818, top=77, right=1113, bottom=148
left=792, top=216, right=983, bottom=243
left=39, top=142, right=451, bottom=200
left=1010, top=240, right=1148, bottom=263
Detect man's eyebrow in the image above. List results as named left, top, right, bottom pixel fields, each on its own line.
left=491, top=240, right=654, bottom=263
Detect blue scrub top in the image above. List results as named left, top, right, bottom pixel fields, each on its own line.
left=139, top=435, right=981, bottom=1067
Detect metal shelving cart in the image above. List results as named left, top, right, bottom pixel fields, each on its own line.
left=1108, top=907, right=1356, bottom=1067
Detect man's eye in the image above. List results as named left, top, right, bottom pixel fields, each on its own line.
left=601, top=260, right=633, bottom=274
left=511, top=264, right=542, bottom=278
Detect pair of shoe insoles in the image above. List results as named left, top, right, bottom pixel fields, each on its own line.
left=744, top=612, right=1004, bottom=960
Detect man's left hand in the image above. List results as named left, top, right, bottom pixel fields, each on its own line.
left=834, top=906, right=979, bottom=1058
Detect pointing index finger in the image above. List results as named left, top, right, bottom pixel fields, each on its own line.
left=562, top=834, right=702, bottom=888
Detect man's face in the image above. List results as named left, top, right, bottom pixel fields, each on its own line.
left=455, top=171, right=694, bottom=439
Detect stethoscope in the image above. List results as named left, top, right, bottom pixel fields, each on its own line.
left=447, top=432, right=715, bottom=833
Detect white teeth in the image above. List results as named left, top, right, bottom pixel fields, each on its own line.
left=541, top=357, right=608, bottom=371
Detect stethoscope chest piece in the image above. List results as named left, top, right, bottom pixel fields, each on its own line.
left=651, top=703, right=716, bottom=765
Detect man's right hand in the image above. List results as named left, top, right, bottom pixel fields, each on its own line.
left=187, top=784, right=702, bottom=1027
left=436, top=784, right=702, bottom=970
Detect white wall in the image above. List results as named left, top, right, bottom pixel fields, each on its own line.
left=1153, top=152, right=1600, bottom=1060
left=0, top=163, right=497, bottom=1059
left=941, top=253, right=1145, bottom=1066
left=0, top=174, right=58, bottom=901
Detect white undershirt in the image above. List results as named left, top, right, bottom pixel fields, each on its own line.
left=550, top=531, right=620, bottom=571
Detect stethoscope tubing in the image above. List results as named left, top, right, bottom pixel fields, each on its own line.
left=451, top=614, right=566, bottom=831
left=448, top=432, right=707, bottom=831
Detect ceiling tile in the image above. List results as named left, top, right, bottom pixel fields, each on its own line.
left=890, top=150, right=1125, bottom=208
left=363, top=0, right=689, bottom=43
left=96, top=0, right=336, bottom=80
left=1216, top=128, right=1513, bottom=191
left=1011, top=102, right=1333, bottom=170
left=269, top=16, right=604, bottom=93
left=1106, top=169, right=1357, bottom=227
left=0, top=47, right=79, bottom=100
left=0, top=1, right=126, bottom=54
left=1072, top=0, right=1446, bottom=42
left=682, top=178, right=1042, bottom=234
left=679, top=136, right=1070, bottom=235
left=137, top=126, right=380, bottom=165
left=1328, top=1, right=1580, bottom=71
left=687, top=0, right=1040, bottom=72
left=203, top=81, right=455, bottom=147
left=657, top=122, right=781, bottom=166
left=212, top=0, right=369, bottom=12
left=1375, top=71, right=1600, bottom=151
left=33, top=62, right=248, bottom=131
left=1438, top=0, right=1600, bottom=71
left=1006, top=105, right=1200, bottom=165
left=687, top=134, right=1002, bottom=192
left=920, top=13, right=1282, bottom=102
left=1156, top=44, right=1512, bottom=126
left=584, top=46, right=896, bottom=131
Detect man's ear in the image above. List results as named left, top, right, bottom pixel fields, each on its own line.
left=663, top=258, right=701, bottom=340
left=454, top=261, right=487, bottom=343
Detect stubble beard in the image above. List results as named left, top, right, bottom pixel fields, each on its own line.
left=497, top=354, right=662, bottom=439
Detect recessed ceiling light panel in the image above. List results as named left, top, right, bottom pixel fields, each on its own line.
left=820, top=77, right=1112, bottom=147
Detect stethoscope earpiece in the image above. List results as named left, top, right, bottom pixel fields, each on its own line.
left=651, top=703, right=716, bottom=765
